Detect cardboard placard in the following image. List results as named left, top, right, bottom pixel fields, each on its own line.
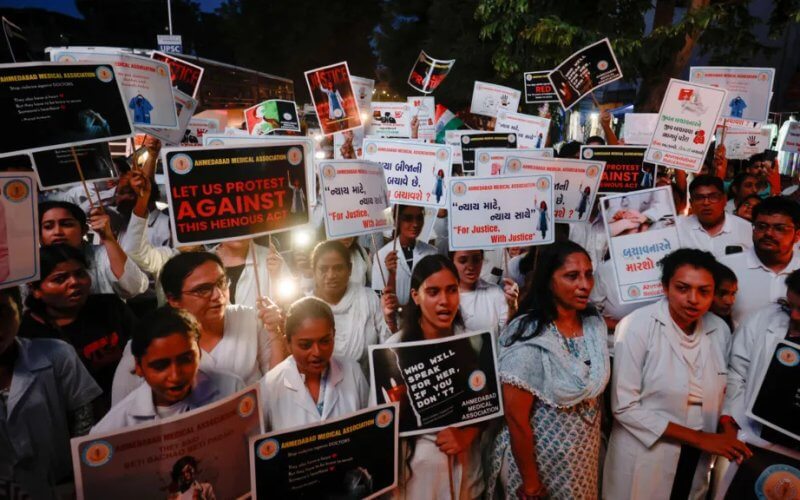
left=494, top=110, right=550, bottom=149
left=473, top=147, right=554, bottom=177
left=504, top=157, right=604, bottom=223
left=407, top=50, right=455, bottom=94
left=0, top=172, right=38, bottom=289
left=523, top=71, right=559, bottom=104
left=780, top=122, right=800, bottom=154
left=0, top=62, right=133, bottom=158
left=548, top=38, right=623, bottom=110
left=690, top=67, right=775, bottom=123
left=460, top=132, right=517, bottom=173
left=250, top=404, right=398, bottom=500
left=182, top=117, right=219, bottom=146
left=369, top=331, right=503, bottom=436
left=318, top=160, right=390, bottom=238
left=72, top=386, right=262, bottom=500
left=444, top=130, right=481, bottom=164
left=581, top=145, right=654, bottom=193
left=622, top=113, right=659, bottom=145
left=367, top=102, right=411, bottom=138
left=362, top=138, right=452, bottom=208
left=333, top=127, right=365, bottom=159
left=719, top=126, right=771, bottom=160
left=469, top=81, right=521, bottom=118
left=747, top=340, right=800, bottom=443
left=601, top=186, right=680, bottom=304
left=49, top=49, right=179, bottom=130
left=448, top=175, right=555, bottom=250
left=644, top=79, right=727, bottom=173
left=32, top=143, right=118, bottom=190
left=139, top=88, right=197, bottom=146
left=407, top=96, right=436, bottom=142
left=163, top=143, right=310, bottom=245
left=304, top=61, right=362, bottom=136
left=721, top=446, right=800, bottom=500
left=350, top=75, right=374, bottom=113
left=244, top=99, right=300, bottom=136
left=150, top=50, right=204, bottom=98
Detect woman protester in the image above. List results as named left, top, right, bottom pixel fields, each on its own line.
left=19, top=244, right=136, bottom=413
left=383, top=254, right=485, bottom=500
left=0, top=288, right=101, bottom=499
left=309, top=241, right=390, bottom=371
left=111, top=252, right=287, bottom=404
left=487, top=241, right=610, bottom=499
left=603, top=249, right=751, bottom=499
left=92, top=306, right=243, bottom=433
left=260, top=296, right=368, bottom=431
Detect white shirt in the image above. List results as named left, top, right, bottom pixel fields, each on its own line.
left=725, top=199, right=736, bottom=214
left=722, top=247, right=800, bottom=327
left=568, top=216, right=608, bottom=270
left=260, top=355, right=368, bottom=432
left=676, top=214, right=752, bottom=259
left=371, top=238, right=438, bottom=305
left=459, top=279, right=508, bottom=338
left=84, top=243, right=149, bottom=299
left=93, top=369, right=243, bottom=434
left=111, top=304, right=276, bottom=404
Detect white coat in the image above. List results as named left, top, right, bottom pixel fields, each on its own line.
left=260, top=355, right=368, bottom=432
left=603, top=300, right=731, bottom=500
left=371, top=238, right=438, bottom=305
left=459, top=279, right=508, bottom=339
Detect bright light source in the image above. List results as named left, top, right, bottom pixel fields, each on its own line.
left=138, top=150, right=150, bottom=163
left=360, top=111, right=370, bottom=122
left=293, top=229, right=313, bottom=248
left=314, top=134, right=324, bottom=142
left=277, top=277, right=298, bottom=299
left=314, top=151, right=326, bottom=159
left=590, top=113, right=599, bottom=121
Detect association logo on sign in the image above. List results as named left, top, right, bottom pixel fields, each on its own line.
left=461, top=135, right=471, bottom=145
left=468, top=370, right=487, bottom=391
left=169, top=154, right=194, bottom=175
left=375, top=409, right=394, bottom=428
left=451, top=181, right=467, bottom=196
left=537, top=178, right=550, bottom=191
left=366, top=143, right=378, bottom=155
left=322, top=164, right=336, bottom=179
left=96, top=66, right=114, bottom=83
left=156, top=66, right=167, bottom=78
left=82, top=440, right=113, bottom=467
left=627, top=286, right=641, bottom=298
left=597, top=60, right=609, bottom=71
left=525, top=73, right=533, bottom=81
left=776, top=347, right=800, bottom=367
left=478, top=152, right=490, bottom=164
left=436, top=148, right=450, bottom=162
left=3, top=179, right=29, bottom=202
left=207, top=139, right=224, bottom=146
left=507, top=159, right=522, bottom=173
left=586, top=165, right=600, bottom=178
left=237, top=394, right=256, bottom=418
left=758, top=72, right=769, bottom=81
left=55, top=53, right=76, bottom=63
left=582, top=148, right=594, bottom=159
left=754, top=464, right=800, bottom=499
left=256, top=438, right=280, bottom=461
left=508, top=134, right=516, bottom=143
left=652, top=151, right=663, bottom=161
left=287, top=147, right=303, bottom=166
left=283, top=112, right=293, bottom=121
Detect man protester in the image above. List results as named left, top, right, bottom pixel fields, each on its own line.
left=722, top=196, right=800, bottom=327
left=676, top=175, right=752, bottom=259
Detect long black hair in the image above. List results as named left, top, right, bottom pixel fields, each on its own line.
left=504, top=241, right=596, bottom=346
left=399, top=254, right=463, bottom=342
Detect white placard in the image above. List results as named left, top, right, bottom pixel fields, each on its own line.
left=469, top=81, right=521, bottom=118
left=367, top=102, right=411, bottom=138
left=448, top=175, right=554, bottom=250
left=473, top=147, right=554, bottom=177
left=350, top=75, right=374, bottom=112
left=407, top=96, right=436, bottom=142
left=0, top=173, right=38, bottom=289
left=644, top=79, right=727, bottom=173
left=494, top=110, right=550, bottom=149
left=183, top=118, right=219, bottom=146
left=690, top=66, right=775, bottom=123
left=445, top=130, right=481, bottom=164
left=719, top=126, right=771, bottom=160
left=622, top=113, right=659, bottom=145
left=780, top=122, right=800, bottom=154
left=318, top=160, right=390, bottom=238
left=139, top=88, right=197, bottom=145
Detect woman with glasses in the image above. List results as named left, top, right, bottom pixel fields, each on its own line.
left=19, top=244, right=137, bottom=414
left=309, top=241, right=390, bottom=373
left=260, top=297, right=368, bottom=431
left=372, top=205, right=438, bottom=307
left=110, top=252, right=287, bottom=404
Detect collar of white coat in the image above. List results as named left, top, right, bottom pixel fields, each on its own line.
left=129, top=369, right=220, bottom=419
left=652, top=298, right=719, bottom=337
left=745, top=246, right=800, bottom=273
left=282, top=355, right=345, bottom=393
left=686, top=213, right=735, bottom=235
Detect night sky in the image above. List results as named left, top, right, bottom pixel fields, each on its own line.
left=0, top=0, right=225, bottom=17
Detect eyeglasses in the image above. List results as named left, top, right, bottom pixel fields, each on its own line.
left=182, top=275, right=230, bottom=298
left=400, top=214, right=425, bottom=223
left=753, top=222, right=796, bottom=235
left=691, top=193, right=724, bottom=204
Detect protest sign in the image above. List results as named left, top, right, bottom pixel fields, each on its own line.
left=581, top=145, right=654, bottom=193
left=601, top=186, right=679, bottom=303
left=50, top=49, right=179, bottom=130
left=523, top=71, right=559, bottom=104
left=369, top=331, right=503, bottom=436
left=156, top=34, right=182, bottom=54
left=333, top=127, right=365, bottom=159
left=362, top=138, right=451, bottom=208
left=469, top=81, right=522, bottom=118
left=407, top=50, right=455, bottom=94
left=163, top=143, right=310, bottom=245
left=718, top=126, right=770, bottom=160
left=305, top=61, right=361, bottom=136
left=182, top=117, right=219, bottom=146
left=473, top=147, right=554, bottom=177
left=139, top=88, right=197, bottom=145
left=622, top=113, right=659, bottom=145
left=367, top=102, right=411, bottom=138
left=445, top=130, right=481, bottom=165
left=548, top=38, right=623, bottom=110
left=644, top=79, right=727, bottom=173
left=0, top=172, right=38, bottom=290
left=0, top=62, right=133, bottom=158
left=250, top=404, right=398, bottom=500
left=72, top=386, right=262, bottom=500
left=407, top=96, right=436, bottom=142
left=318, top=160, right=389, bottom=239
left=722, top=446, right=800, bottom=500
left=151, top=51, right=204, bottom=98
left=244, top=99, right=300, bottom=135
left=747, top=340, right=800, bottom=443
left=448, top=175, right=555, bottom=250
left=32, top=143, right=118, bottom=190
left=350, top=75, right=374, bottom=113
left=780, top=121, right=800, bottom=154
left=690, top=67, right=775, bottom=123
left=494, top=110, right=550, bottom=149
left=504, top=157, right=604, bottom=223
left=460, top=132, right=517, bottom=173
